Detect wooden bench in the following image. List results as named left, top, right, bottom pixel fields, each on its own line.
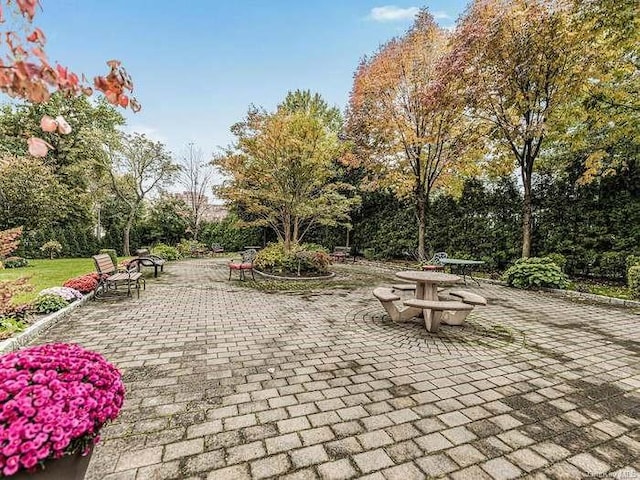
left=373, top=287, right=421, bottom=322
left=331, top=246, right=356, bottom=263
left=403, top=299, right=473, bottom=333
left=93, top=254, right=145, bottom=298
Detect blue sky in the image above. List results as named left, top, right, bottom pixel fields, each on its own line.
left=36, top=1, right=468, bottom=157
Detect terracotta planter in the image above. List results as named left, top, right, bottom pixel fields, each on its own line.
left=10, top=448, right=93, bottom=480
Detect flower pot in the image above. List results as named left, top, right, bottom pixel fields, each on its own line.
left=10, top=448, right=93, bottom=480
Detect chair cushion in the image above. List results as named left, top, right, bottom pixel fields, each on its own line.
left=229, top=262, right=253, bottom=270
left=422, top=265, right=444, bottom=271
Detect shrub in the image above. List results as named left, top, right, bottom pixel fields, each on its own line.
left=0, top=278, right=32, bottom=319
left=99, top=248, right=118, bottom=267
left=199, top=214, right=262, bottom=252
left=32, top=293, right=69, bottom=313
left=40, top=240, right=62, bottom=259
left=629, top=266, right=640, bottom=299
left=254, top=243, right=331, bottom=276
left=63, top=273, right=101, bottom=294
left=0, top=316, right=29, bottom=340
left=544, top=253, right=566, bottom=272
left=177, top=239, right=207, bottom=257
left=503, top=257, right=569, bottom=290
left=39, top=286, right=83, bottom=302
left=2, top=303, right=30, bottom=321
left=0, top=343, right=124, bottom=476
left=151, top=243, right=181, bottom=260
left=597, top=251, right=626, bottom=278
left=2, top=256, right=28, bottom=269
left=363, top=248, right=376, bottom=260
left=626, top=255, right=640, bottom=271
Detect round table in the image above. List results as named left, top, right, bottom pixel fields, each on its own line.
left=395, top=271, right=461, bottom=301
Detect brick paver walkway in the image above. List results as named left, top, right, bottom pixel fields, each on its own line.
left=35, top=260, right=640, bottom=479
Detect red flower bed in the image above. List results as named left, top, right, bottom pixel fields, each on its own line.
left=0, top=344, right=125, bottom=476
left=62, top=273, right=101, bottom=294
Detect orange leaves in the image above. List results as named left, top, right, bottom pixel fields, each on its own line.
left=346, top=6, right=476, bottom=202
left=94, top=60, right=140, bottom=112
left=0, top=227, right=23, bottom=258
left=0, top=0, right=142, bottom=156
left=15, top=0, right=38, bottom=20
left=1, top=2, right=140, bottom=112
left=26, top=27, right=45, bottom=44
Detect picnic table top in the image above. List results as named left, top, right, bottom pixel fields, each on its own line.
left=396, top=270, right=461, bottom=284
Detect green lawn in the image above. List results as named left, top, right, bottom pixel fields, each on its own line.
left=0, top=258, right=96, bottom=303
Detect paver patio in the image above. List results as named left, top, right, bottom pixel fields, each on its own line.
left=32, top=259, right=640, bottom=479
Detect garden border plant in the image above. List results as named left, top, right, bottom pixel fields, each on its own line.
left=0, top=343, right=124, bottom=477
left=502, top=257, right=569, bottom=290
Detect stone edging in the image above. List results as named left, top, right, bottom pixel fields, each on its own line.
left=0, top=292, right=94, bottom=353
left=477, top=277, right=640, bottom=308
left=253, top=269, right=336, bottom=281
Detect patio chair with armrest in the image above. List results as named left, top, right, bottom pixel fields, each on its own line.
left=228, top=249, right=257, bottom=281
left=422, top=252, right=447, bottom=271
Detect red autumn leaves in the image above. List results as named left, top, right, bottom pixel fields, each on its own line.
left=0, top=0, right=140, bottom=156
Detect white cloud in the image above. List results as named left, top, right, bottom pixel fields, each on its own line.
left=432, top=11, right=451, bottom=20
left=369, top=6, right=419, bottom=22
left=368, top=6, right=451, bottom=23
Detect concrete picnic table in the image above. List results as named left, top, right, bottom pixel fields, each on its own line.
left=394, top=271, right=473, bottom=332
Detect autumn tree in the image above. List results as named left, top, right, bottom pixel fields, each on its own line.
left=177, top=143, right=214, bottom=240
left=346, top=10, right=476, bottom=260
left=547, top=0, right=640, bottom=182
left=102, top=134, right=179, bottom=256
left=452, top=0, right=585, bottom=257
left=280, top=89, right=343, bottom=134
left=214, top=95, right=359, bottom=252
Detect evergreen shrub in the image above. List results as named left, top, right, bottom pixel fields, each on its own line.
left=151, top=243, right=181, bottom=260
left=2, top=257, right=28, bottom=269
left=628, top=266, right=640, bottom=298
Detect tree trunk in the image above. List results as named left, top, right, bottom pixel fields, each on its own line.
left=192, top=219, right=199, bottom=241
left=283, top=213, right=291, bottom=252
left=293, top=217, right=299, bottom=246
left=521, top=172, right=532, bottom=258
left=416, top=190, right=427, bottom=261
left=123, top=213, right=136, bottom=257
